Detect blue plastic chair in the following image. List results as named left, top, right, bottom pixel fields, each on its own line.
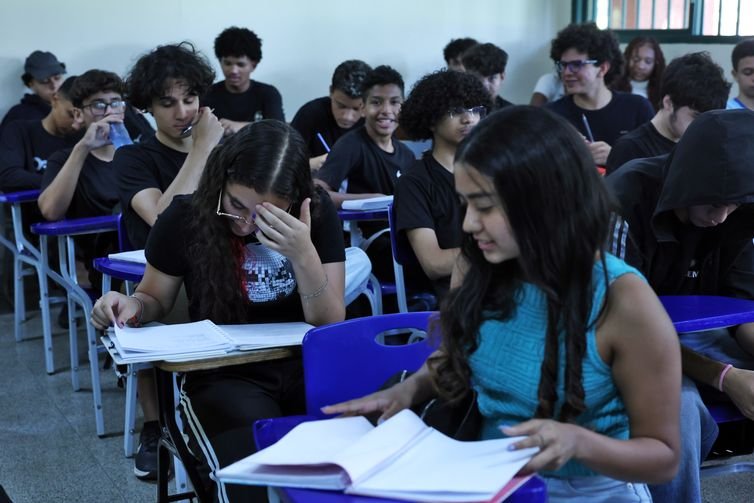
left=302, top=311, right=438, bottom=416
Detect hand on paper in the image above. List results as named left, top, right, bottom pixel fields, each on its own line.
left=254, top=198, right=316, bottom=264
left=320, top=380, right=414, bottom=423
left=501, top=419, right=582, bottom=473
left=91, top=292, right=141, bottom=330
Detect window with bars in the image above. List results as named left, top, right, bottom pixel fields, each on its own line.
left=574, top=0, right=754, bottom=41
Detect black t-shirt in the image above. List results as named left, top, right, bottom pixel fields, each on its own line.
left=0, top=94, right=50, bottom=139
left=494, top=96, right=514, bottom=110
left=546, top=91, right=654, bottom=147
left=145, top=191, right=345, bottom=322
left=0, top=120, right=78, bottom=191
left=113, top=136, right=188, bottom=249
left=605, top=121, right=676, bottom=175
left=42, top=147, right=119, bottom=219
left=123, top=106, right=155, bottom=144
left=290, top=96, right=363, bottom=158
left=394, top=154, right=462, bottom=296
left=202, top=81, right=285, bottom=122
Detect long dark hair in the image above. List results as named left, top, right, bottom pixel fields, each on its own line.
left=432, top=106, right=612, bottom=422
left=611, top=37, right=666, bottom=111
left=187, top=120, right=315, bottom=323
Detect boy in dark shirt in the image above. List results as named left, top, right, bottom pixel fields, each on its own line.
left=394, top=70, right=491, bottom=298
left=0, top=51, right=66, bottom=139
left=202, top=26, right=284, bottom=135
left=291, top=59, right=371, bottom=170
left=606, top=52, right=730, bottom=174
left=546, top=22, right=654, bottom=166
left=443, top=37, right=478, bottom=71
left=0, top=76, right=79, bottom=192
left=314, top=65, right=415, bottom=281
left=462, top=42, right=513, bottom=110
left=113, top=43, right=223, bottom=481
left=38, top=70, right=128, bottom=287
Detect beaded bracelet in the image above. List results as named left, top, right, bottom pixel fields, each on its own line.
left=299, top=275, right=329, bottom=301
left=130, top=294, right=144, bottom=325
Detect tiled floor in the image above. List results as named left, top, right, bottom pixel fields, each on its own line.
left=1, top=309, right=754, bottom=502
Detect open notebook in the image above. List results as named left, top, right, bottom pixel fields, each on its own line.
left=216, top=409, right=537, bottom=502
left=109, top=320, right=313, bottom=363
left=108, top=249, right=146, bottom=264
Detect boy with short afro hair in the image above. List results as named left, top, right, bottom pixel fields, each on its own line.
left=727, top=38, right=754, bottom=110
left=202, top=26, right=284, bottom=135
left=315, top=65, right=415, bottom=282
left=462, top=42, right=513, bottom=110
left=394, top=70, right=491, bottom=297
left=291, top=59, right=372, bottom=170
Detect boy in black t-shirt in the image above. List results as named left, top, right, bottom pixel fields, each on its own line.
left=605, top=52, right=730, bottom=174
left=314, top=65, right=414, bottom=282
left=291, top=59, right=371, bottom=170
left=462, top=43, right=514, bottom=110
left=202, top=26, right=284, bottom=135
left=394, top=71, right=491, bottom=298
left=0, top=76, right=79, bottom=192
left=443, top=37, right=478, bottom=72
left=112, top=42, right=223, bottom=482
left=38, top=70, right=128, bottom=288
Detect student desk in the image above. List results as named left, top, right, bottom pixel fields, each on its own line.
left=337, top=208, right=388, bottom=248
left=659, top=295, right=754, bottom=333
left=92, top=256, right=145, bottom=291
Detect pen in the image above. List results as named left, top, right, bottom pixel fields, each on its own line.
left=581, top=114, right=595, bottom=143
left=316, top=132, right=331, bottom=153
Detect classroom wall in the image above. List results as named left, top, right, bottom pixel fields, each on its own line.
left=0, top=0, right=573, bottom=120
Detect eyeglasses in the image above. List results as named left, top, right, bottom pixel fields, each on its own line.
left=448, top=106, right=487, bottom=120
left=81, top=99, right=127, bottom=116
left=555, top=59, right=598, bottom=73
left=216, top=189, right=292, bottom=225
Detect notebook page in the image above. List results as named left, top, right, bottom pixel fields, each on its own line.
left=114, top=320, right=232, bottom=353
left=217, top=322, right=313, bottom=349
left=107, top=249, right=146, bottom=264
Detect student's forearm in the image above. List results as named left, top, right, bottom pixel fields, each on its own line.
left=574, top=429, right=678, bottom=483
left=291, top=254, right=344, bottom=325
left=417, top=248, right=459, bottom=280
left=38, top=143, right=88, bottom=220
left=155, top=144, right=214, bottom=214
left=680, top=345, right=727, bottom=388
left=0, top=165, right=42, bottom=191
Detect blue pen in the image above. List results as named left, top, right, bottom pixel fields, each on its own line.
left=316, top=132, right=331, bottom=153
left=581, top=114, right=595, bottom=143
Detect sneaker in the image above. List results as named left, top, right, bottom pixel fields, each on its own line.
left=134, top=421, right=160, bottom=481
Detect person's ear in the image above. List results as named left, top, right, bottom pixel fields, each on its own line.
left=662, top=95, right=674, bottom=113
left=731, top=68, right=738, bottom=81
left=500, top=71, right=506, bottom=82
left=597, top=61, right=611, bottom=78
left=249, top=60, right=258, bottom=72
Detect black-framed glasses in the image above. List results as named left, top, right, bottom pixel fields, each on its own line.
left=216, top=189, right=292, bottom=225
left=555, top=59, right=598, bottom=73
left=81, top=99, right=127, bottom=116
left=448, top=106, right=487, bottom=120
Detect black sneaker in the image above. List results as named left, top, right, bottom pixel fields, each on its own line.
left=134, top=421, right=160, bottom=481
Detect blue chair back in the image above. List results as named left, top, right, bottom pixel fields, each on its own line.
left=116, top=213, right=133, bottom=252
left=303, top=311, right=438, bottom=416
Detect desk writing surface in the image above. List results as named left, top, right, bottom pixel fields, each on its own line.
left=660, top=295, right=754, bottom=333
left=102, top=334, right=298, bottom=372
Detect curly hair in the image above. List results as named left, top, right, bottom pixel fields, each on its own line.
left=732, top=38, right=754, bottom=71
left=125, top=42, right=215, bottom=110
left=331, top=60, right=372, bottom=98
left=214, top=26, right=263, bottom=63
left=443, top=37, right=478, bottom=65
left=68, top=69, right=124, bottom=108
left=431, top=106, right=612, bottom=423
left=360, top=65, right=404, bottom=100
left=462, top=43, right=508, bottom=77
left=186, top=120, right=317, bottom=323
left=660, top=52, right=730, bottom=113
left=610, top=37, right=666, bottom=110
left=399, top=70, right=492, bottom=141
left=550, top=22, right=623, bottom=86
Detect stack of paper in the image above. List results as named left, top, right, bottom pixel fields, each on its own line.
left=110, top=320, right=313, bottom=363
left=341, top=195, right=393, bottom=211
left=108, top=249, right=147, bottom=264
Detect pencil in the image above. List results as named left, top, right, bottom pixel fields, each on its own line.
left=581, top=114, right=595, bottom=143
left=316, top=132, right=331, bottom=153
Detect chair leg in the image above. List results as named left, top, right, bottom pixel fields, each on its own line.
left=157, top=437, right=173, bottom=503
left=34, top=255, right=55, bottom=375
left=68, top=296, right=80, bottom=391
left=124, top=365, right=139, bottom=457
left=13, top=253, right=25, bottom=342
left=84, top=311, right=105, bottom=436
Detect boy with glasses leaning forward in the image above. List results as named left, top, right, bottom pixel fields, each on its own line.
left=546, top=22, right=654, bottom=167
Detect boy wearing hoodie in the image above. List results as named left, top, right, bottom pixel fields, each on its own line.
left=607, top=109, right=754, bottom=503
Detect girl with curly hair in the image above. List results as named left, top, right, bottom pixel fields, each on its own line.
left=325, top=106, right=681, bottom=502
left=93, top=120, right=345, bottom=501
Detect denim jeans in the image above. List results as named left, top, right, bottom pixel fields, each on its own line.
left=546, top=475, right=652, bottom=502
left=650, top=329, right=754, bottom=503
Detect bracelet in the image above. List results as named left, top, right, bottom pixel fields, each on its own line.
left=130, top=294, right=144, bottom=325
left=299, top=274, right=329, bottom=301
left=718, top=363, right=733, bottom=392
